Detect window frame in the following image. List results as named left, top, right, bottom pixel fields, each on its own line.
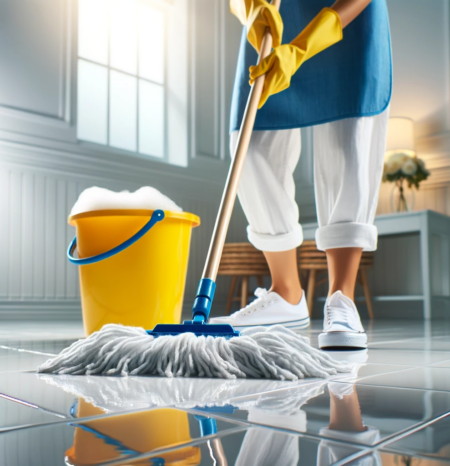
left=76, top=0, right=177, bottom=164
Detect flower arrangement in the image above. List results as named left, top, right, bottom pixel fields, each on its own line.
left=382, top=153, right=430, bottom=212
left=383, top=153, right=430, bottom=188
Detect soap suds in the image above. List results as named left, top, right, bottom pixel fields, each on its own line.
left=70, top=187, right=182, bottom=216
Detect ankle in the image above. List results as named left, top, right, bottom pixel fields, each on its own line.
left=270, top=284, right=303, bottom=305
left=329, top=287, right=355, bottom=302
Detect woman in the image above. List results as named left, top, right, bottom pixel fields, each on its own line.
left=210, top=0, right=392, bottom=349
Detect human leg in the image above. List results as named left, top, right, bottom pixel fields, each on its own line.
left=209, top=129, right=309, bottom=329
left=263, top=249, right=302, bottom=305
left=314, top=108, right=389, bottom=348
left=326, top=247, right=362, bottom=301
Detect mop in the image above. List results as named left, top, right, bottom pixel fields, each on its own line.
left=38, top=0, right=352, bottom=380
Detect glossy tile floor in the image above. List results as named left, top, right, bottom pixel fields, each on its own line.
left=1, top=320, right=450, bottom=465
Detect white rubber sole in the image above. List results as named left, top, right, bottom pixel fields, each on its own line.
left=318, top=331, right=367, bottom=349
left=233, top=316, right=310, bottom=331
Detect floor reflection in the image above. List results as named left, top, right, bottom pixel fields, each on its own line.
left=1, top=321, right=450, bottom=465
left=317, top=382, right=381, bottom=465
left=41, top=359, right=372, bottom=465
left=67, top=402, right=203, bottom=465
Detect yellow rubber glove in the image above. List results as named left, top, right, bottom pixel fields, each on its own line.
left=249, top=8, right=343, bottom=108
left=230, top=0, right=283, bottom=51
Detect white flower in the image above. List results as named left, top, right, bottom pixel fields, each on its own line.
left=402, top=158, right=418, bottom=176
left=416, top=158, right=425, bottom=169
left=385, top=161, right=399, bottom=174
left=388, top=153, right=409, bottom=165
left=386, top=153, right=409, bottom=175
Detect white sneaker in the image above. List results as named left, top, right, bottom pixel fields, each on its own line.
left=209, top=288, right=310, bottom=330
left=318, top=291, right=367, bottom=349
left=317, top=427, right=381, bottom=465
left=328, top=382, right=354, bottom=399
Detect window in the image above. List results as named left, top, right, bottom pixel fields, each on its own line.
left=77, top=0, right=167, bottom=160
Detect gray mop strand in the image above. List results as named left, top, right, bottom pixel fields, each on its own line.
left=37, top=324, right=352, bottom=380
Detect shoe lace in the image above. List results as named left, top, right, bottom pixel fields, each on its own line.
left=254, top=288, right=268, bottom=300
left=326, top=306, right=355, bottom=327
left=230, top=288, right=273, bottom=317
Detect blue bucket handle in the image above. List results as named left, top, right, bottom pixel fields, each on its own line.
left=67, top=209, right=165, bottom=265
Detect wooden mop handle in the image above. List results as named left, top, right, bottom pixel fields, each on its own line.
left=202, top=0, right=282, bottom=280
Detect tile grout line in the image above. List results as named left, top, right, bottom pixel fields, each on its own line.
left=3, top=399, right=447, bottom=466
left=0, top=344, right=57, bottom=357
left=0, top=393, right=376, bottom=458
left=343, top=379, right=450, bottom=394
left=93, top=403, right=450, bottom=466
left=375, top=410, right=450, bottom=450
left=0, top=397, right=250, bottom=434
left=184, top=407, right=386, bottom=453
left=91, top=426, right=250, bottom=466
left=332, top=410, right=450, bottom=466
left=380, top=446, right=450, bottom=463
left=331, top=448, right=374, bottom=466
left=330, top=364, right=423, bottom=385
left=226, top=379, right=327, bottom=403
left=367, top=334, right=450, bottom=347
left=227, top=363, right=446, bottom=407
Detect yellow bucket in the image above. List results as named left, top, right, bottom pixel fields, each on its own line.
left=65, top=399, right=201, bottom=465
left=68, top=209, right=200, bottom=336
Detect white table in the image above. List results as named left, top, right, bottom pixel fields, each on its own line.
left=301, top=210, right=450, bottom=319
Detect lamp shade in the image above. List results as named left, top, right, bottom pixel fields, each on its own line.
left=385, top=117, right=415, bottom=158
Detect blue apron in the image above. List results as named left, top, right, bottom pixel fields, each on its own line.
left=230, top=0, right=392, bottom=132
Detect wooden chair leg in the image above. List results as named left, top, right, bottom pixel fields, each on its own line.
left=226, top=276, right=238, bottom=315
left=256, top=275, right=264, bottom=288
left=360, top=269, right=374, bottom=319
left=241, top=276, right=249, bottom=309
left=306, top=270, right=316, bottom=317
left=356, top=271, right=363, bottom=286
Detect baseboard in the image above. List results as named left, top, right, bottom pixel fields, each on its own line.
left=1, top=299, right=444, bottom=323
left=0, top=300, right=227, bottom=323
left=0, top=301, right=82, bottom=321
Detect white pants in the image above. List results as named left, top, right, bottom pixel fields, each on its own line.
left=232, top=108, right=389, bottom=252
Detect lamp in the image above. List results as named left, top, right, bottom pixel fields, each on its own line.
left=385, top=117, right=416, bottom=159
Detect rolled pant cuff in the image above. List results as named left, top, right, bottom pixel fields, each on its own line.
left=315, top=223, right=378, bottom=251
left=247, top=224, right=303, bottom=252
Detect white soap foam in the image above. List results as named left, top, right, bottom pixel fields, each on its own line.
left=70, top=187, right=182, bottom=217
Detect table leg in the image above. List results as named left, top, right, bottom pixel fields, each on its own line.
left=420, top=214, right=432, bottom=320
